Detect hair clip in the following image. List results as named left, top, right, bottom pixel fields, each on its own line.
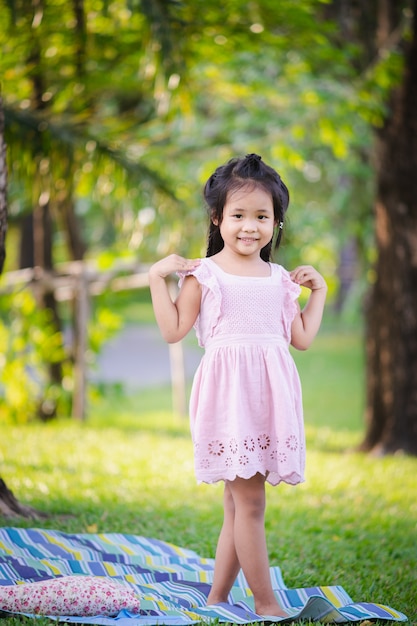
left=279, top=221, right=284, bottom=229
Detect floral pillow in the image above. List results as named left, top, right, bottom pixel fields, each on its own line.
left=0, top=575, right=141, bottom=616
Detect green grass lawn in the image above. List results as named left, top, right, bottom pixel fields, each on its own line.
left=0, top=323, right=416, bottom=625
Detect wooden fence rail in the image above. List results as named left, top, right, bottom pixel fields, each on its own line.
left=0, top=261, right=186, bottom=419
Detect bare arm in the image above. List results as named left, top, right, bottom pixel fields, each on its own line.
left=289, top=265, right=327, bottom=351
left=149, top=254, right=202, bottom=343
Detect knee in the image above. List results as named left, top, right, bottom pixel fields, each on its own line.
left=230, top=476, right=266, bottom=519
left=243, top=492, right=266, bottom=519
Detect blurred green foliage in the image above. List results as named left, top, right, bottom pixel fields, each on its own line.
left=0, top=0, right=409, bottom=420
left=2, top=0, right=402, bottom=267
left=0, top=291, right=69, bottom=422
left=0, top=289, right=122, bottom=423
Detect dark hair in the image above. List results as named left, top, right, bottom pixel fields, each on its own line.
left=203, top=153, right=289, bottom=261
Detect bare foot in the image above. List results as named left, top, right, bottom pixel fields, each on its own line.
left=255, top=602, right=287, bottom=618
left=206, top=593, right=229, bottom=605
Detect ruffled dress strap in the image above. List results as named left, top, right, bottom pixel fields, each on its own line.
left=280, top=265, right=302, bottom=309
left=177, top=258, right=222, bottom=348
left=275, top=265, right=302, bottom=340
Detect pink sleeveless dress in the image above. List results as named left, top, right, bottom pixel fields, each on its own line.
left=179, top=257, right=304, bottom=487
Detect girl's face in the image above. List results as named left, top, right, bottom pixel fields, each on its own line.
left=215, top=185, right=276, bottom=259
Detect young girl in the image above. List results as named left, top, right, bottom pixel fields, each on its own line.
left=149, top=153, right=327, bottom=618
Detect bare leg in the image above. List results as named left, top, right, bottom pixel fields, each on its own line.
left=207, top=482, right=241, bottom=604
left=228, top=474, right=286, bottom=617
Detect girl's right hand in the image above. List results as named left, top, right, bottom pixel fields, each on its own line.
left=149, top=255, right=202, bottom=343
left=149, top=254, right=201, bottom=280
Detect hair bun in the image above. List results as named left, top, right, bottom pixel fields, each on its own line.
left=245, top=153, right=262, bottom=162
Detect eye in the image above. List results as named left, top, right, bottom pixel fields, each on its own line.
left=232, top=213, right=243, bottom=219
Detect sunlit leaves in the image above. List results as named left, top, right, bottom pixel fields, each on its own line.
left=0, top=291, right=69, bottom=423
left=1, top=0, right=409, bottom=281
left=88, top=306, right=122, bottom=355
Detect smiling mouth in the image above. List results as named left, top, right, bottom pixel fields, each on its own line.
left=239, top=237, right=258, bottom=243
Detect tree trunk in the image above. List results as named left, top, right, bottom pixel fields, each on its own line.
left=361, top=0, right=417, bottom=455
left=0, top=95, right=47, bottom=517
left=0, top=93, right=7, bottom=274
left=0, top=479, right=47, bottom=519
left=19, top=202, right=64, bottom=419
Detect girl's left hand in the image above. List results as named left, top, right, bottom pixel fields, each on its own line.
left=290, top=265, right=327, bottom=291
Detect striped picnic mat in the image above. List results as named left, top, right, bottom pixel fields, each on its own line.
left=0, top=527, right=407, bottom=623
